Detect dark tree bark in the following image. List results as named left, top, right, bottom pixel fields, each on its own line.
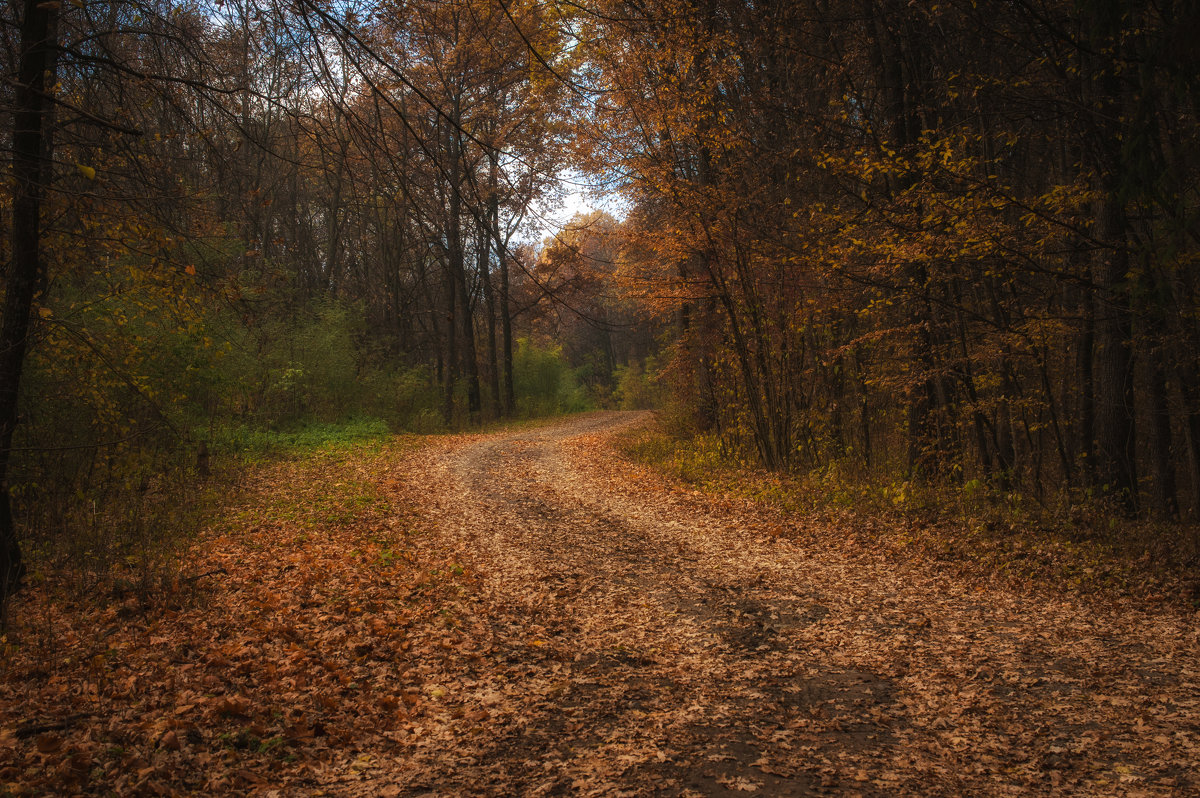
left=481, top=152, right=502, bottom=418
left=443, top=108, right=480, bottom=423
left=1080, top=1, right=1139, bottom=515
left=1076, top=286, right=1096, bottom=486
left=1177, top=362, right=1200, bottom=518
left=442, top=253, right=457, bottom=425
left=1090, top=191, right=1137, bottom=514
left=498, top=249, right=515, bottom=416
left=867, top=0, right=944, bottom=478
left=0, top=0, right=60, bottom=601
left=479, top=221, right=501, bottom=418
left=1148, top=354, right=1177, bottom=518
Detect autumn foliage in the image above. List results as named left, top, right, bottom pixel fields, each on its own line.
left=569, top=0, right=1200, bottom=521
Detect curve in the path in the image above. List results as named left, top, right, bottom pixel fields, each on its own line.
left=349, top=411, right=1198, bottom=798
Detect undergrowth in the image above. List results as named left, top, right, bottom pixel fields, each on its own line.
left=209, top=415, right=394, bottom=460
left=617, top=421, right=1200, bottom=609
left=4, top=416, right=404, bottom=626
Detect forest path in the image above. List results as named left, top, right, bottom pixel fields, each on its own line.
left=343, top=411, right=1197, bottom=796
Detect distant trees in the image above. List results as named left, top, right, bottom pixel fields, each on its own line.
left=526, top=211, right=659, bottom=396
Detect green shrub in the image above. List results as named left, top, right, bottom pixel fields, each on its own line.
left=389, top=366, right=443, bottom=430
left=611, top=359, right=662, bottom=410
left=512, top=338, right=593, bottom=416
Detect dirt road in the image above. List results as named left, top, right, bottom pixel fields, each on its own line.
left=342, top=412, right=1198, bottom=796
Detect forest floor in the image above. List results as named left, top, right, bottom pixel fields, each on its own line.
left=2, top=411, right=1199, bottom=796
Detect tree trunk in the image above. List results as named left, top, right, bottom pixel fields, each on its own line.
left=710, top=269, right=780, bottom=469
left=498, top=250, right=515, bottom=416
left=479, top=221, right=501, bottom=418
left=444, top=113, right=480, bottom=422
left=1091, top=189, right=1138, bottom=514
left=1076, top=286, right=1096, bottom=486
left=869, top=0, right=940, bottom=478
left=1081, top=1, right=1139, bottom=515
left=442, top=260, right=457, bottom=426
left=1176, top=362, right=1200, bottom=518
left=482, top=158, right=501, bottom=418
left=0, top=0, right=59, bottom=602
left=1148, top=353, right=1177, bottom=518
left=440, top=106, right=483, bottom=425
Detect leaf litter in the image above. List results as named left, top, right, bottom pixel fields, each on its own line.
left=3, top=412, right=1199, bottom=796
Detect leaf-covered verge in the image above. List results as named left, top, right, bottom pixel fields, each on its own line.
left=616, top=422, right=1200, bottom=611
left=0, top=433, right=472, bottom=796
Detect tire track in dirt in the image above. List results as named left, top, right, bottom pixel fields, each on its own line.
left=442, top=414, right=891, bottom=796
left=338, top=412, right=1199, bottom=797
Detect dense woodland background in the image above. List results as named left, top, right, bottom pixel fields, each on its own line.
left=2, top=0, right=1199, bottom=605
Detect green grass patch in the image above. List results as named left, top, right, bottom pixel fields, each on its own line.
left=208, top=415, right=394, bottom=459
left=217, top=427, right=423, bottom=536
